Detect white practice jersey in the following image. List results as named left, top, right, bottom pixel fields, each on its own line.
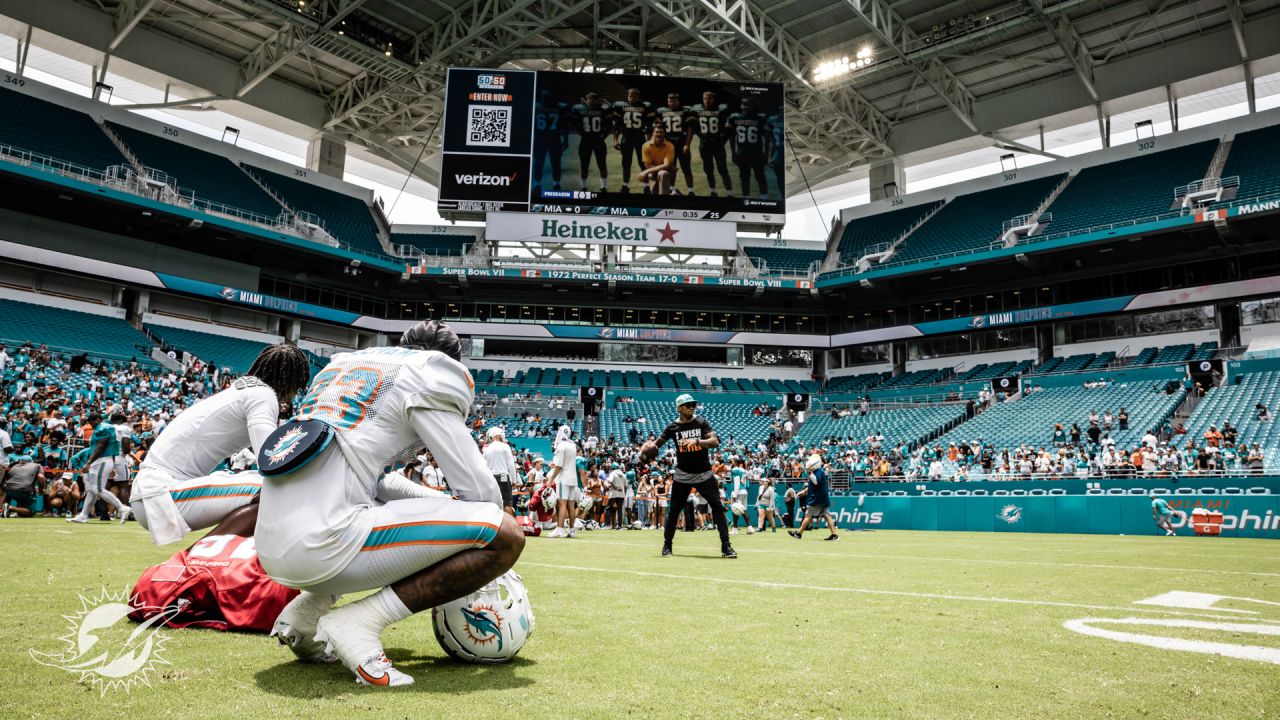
left=551, top=439, right=579, bottom=487
left=114, top=423, right=133, bottom=451
left=138, top=377, right=280, bottom=490
left=293, top=347, right=475, bottom=485
left=483, top=440, right=519, bottom=480
left=256, top=347, right=499, bottom=586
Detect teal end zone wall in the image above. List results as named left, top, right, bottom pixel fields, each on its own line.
left=508, top=437, right=552, bottom=459
left=1229, top=357, right=1280, bottom=375
left=820, top=494, right=1280, bottom=538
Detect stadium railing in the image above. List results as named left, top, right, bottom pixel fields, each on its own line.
left=0, top=142, right=114, bottom=187
left=0, top=142, right=396, bottom=267
left=0, top=339, right=158, bottom=368
left=1174, top=175, right=1240, bottom=207
left=820, top=184, right=1280, bottom=281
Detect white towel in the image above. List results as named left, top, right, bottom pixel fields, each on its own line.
left=132, top=466, right=192, bottom=545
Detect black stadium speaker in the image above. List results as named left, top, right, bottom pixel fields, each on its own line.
left=991, top=376, right=1021, bottom=394
left=786, top=393, right=810, bottom=411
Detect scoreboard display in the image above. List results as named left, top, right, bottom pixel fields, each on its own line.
left=439, top=68, right=786, bottom=226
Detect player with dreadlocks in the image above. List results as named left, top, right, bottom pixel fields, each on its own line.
left=256, top=320, right=524, bottom=688
left=128, top=343, right=311, bottom=545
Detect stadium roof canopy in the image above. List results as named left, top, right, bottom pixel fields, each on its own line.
left=5, top=0, right=1280, bottom=195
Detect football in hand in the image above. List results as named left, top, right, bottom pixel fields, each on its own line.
left=639, top=441, right=658, bottom=462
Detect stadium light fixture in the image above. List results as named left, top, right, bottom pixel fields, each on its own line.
left=1000, top=153, right=1017, bottom=172
left=813, top=46, right=874, bottom=82
left=1135, top=119, right=1155, bottom=140
left=221, top=126, right=240, bottom=145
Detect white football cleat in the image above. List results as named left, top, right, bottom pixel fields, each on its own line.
left=118, top=507, right=132, bottom=524
left=315, top=606, right=405, bottom=687
left=271, top=592, right=338, bottom=663
left=353, top=652, right=414, bottom=688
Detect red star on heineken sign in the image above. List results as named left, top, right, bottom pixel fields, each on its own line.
left=657, top=222, right=679, bottom=243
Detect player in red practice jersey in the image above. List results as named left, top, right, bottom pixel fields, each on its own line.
left=130, top=504, right=299, bottom=633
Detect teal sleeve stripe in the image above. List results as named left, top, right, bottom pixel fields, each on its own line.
left=170, top=484, right=262, bottom=502
left=363, top=522, right=499, bottom=550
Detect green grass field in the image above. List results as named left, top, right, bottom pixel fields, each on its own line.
left=3, top=519, right=1279, bottom=719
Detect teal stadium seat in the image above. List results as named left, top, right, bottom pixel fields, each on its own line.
left=878, top=368, right=952, bottom=388
left=743, top=247, right=825, bottom=275
left=1219, top=124, right=1280, bottom=202
left=796, top=405, right=963, bottom=449
left=246, top=164, right=387, bottom=258
left=107, top=122, right=285, bottom=220
left=824, top=372, right=889, bottom=393
left=145, top=325, right=270, bottom=375
left=1028, top=353, right=1095, bottom=375
left=393, top=232, right=472, bottom=257
left=931, top=382, right=1185, bottom=451
left=599, top=400, right=774, bottom=446
left=1040, top=141, right=1218, bottom=238
left=1182, top=369, right=1280, bottom=471
left=888, top=174, right=1066, bottom=265
left=302, top=349, right=331, bottom=373
left=1189, top=342, right=1218, bottom=362
left=480, top=416, right=582, bottom=440
left=1151, top=344, right=1193, bottom=365
left=837, top=202, right=943, bottom=264
left=1087, top=352, right=1116, bottom=369
left=0, top=87, right=125, bottom=171
left=0, top=298, right=151, bottom=362
left=1130, top=347, right=1158, bottom=366
left=514, top=366, right=697, bottom=390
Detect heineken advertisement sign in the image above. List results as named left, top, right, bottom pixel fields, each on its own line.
left=485, top=212, right=738, bottom=250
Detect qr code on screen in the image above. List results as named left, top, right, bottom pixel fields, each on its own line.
left=467, top=105, right=511, bottom=147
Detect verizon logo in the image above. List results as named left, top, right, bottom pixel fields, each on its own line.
left=454, top=172, right=517, bottom=186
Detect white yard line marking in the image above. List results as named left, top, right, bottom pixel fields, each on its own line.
left=520, top=561, right=1274, bottom=621
left=1133, top=591, right=1280, bottom=614
left=570, top=537, right=1280, bottom=578
left=1062, top=617, right=1280, bottom=665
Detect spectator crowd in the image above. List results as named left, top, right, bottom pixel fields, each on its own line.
left=0, top=342, right=230, bottom=519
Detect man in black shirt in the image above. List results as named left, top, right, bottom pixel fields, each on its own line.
left=640, top=394, right=736, bottom=558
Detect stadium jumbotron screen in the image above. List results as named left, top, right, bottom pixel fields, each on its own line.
left=439, top=68, right=786, bottom=226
